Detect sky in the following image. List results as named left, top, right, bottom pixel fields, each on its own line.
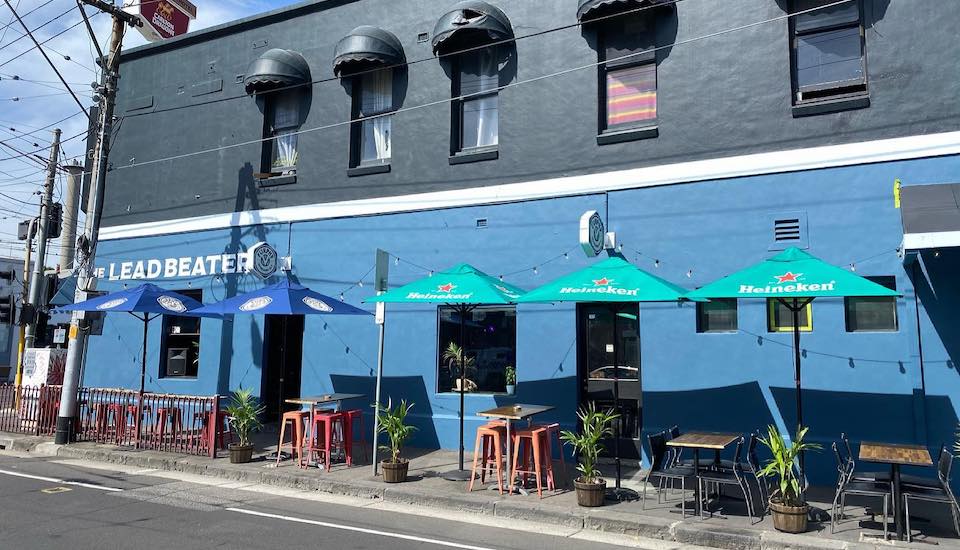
left=0, top=0, right=283, bottom=266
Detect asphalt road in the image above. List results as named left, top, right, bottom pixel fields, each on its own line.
left=0, top=455, right=687, bottom=550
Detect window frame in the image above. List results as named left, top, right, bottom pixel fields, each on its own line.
left=597, top=17, right=658, bottom=137
left=789, top=0, right=867, bottom=106
left=450, top=45, right=500, bottom=157
left=435, top=304, right=517, bottom=395
left=696, top=298, right=739, bottom=334
left=844, top=276, right=899, bottom=333
left=349, top=68, right=394, bottom=170
left=767, top=299, right=813, bottom=333
left=261, top=89, right=302, bottom=176
left=158, top=289, right=203, bottom=379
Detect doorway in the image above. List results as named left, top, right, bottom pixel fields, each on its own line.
left=261, top=314, right=305, bottom=419
left=577, top=303, right=642, bottom=459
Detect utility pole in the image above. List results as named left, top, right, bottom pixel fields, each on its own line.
left=59, top=162, right=83, bottom=272
left=22, top=128, right=60, bottom=353
left=12, top=217, right=35, bottom=388
left=56, top=1, right=140, bottom=445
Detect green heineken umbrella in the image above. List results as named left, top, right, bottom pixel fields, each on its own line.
left=518, top=254, right=694, bottom=501
left=367, top=263, right=525, bottom=481
left=685, top=247, right=899, bottom=470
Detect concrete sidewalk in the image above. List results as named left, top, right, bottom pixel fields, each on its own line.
left=2, top=431, right=955, bottom=549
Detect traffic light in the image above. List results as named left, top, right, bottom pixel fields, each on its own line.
left=47, top=203, right=63, bottom=239
left=0, top=295, right=14, bottom=325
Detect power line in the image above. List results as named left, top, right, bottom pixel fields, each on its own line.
left=0, top=15, right=97, bottom=74
left=1, top=1, right=89, bottom=117
left=0, top=3, right=75, bottom=54
left=0, top=0, right=53, bottom=41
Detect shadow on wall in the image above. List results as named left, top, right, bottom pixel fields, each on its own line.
left=331, top=373, right=440, bottom=451
left=579, top=2, right=679, bottom=63
left=910, top=249, right=960, bottom=465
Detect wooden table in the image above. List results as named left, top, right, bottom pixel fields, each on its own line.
left=284, top=394, right=365, bottom=466
left=477, top=404, right=555, bottom=495
left=667, top=432, right=741, bottom=517
left=859, top=441, right=933, bottom=540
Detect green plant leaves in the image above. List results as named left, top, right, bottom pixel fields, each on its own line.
left=375, top=398, right=417, bottom=463
left=756, top=424, right=821, bottom=507
left=224, top=388, right=265, bottom=446
left=559, top=403, right=618, bottom=482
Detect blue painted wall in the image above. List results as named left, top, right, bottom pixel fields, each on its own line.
left=86, top=153, right=960, bottom=484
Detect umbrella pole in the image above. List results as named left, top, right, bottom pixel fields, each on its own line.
left=135, top=314, right=148, bottom=449
left=442, top=304, right=473, bottom=481
left=606, top=304, right=638, bottom=502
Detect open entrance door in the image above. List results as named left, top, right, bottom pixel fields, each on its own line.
left=261, top=314, right=304, bottom=418
left=577, top=303, right=642, bottom=459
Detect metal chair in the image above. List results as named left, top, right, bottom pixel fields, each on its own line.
left=904, top=446, right=960, bottom=543
left=718, top=432, right=766, bottom=515
left=642, top=431, right=696, bottom=518
left=840, top=433, right=891, bottom=484
left=830, top=442, right=891, bottom=539
left=697, top=436, right=756, bottom=520
left=667, top=425, right=695, bottom=468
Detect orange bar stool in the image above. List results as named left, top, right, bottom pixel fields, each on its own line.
left=535, top=422, right=566, bottom=478
left=343, top=409, right=365, bottom=464
left=277, top=410, right=310, bottom=467
left=469, top=423, right=506, bottom=494
left=308, top=411, right=345, bottom=471
left=510, top=425, right=555, bottom=498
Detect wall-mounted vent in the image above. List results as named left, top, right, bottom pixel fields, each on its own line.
left=769, top=211, right=808, bottom=250
left=417, top=32, right=429, bottom=43
left=475, top=218, right=488, bottom=229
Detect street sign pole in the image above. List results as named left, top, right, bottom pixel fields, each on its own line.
left=371, top=249, right=388, bottom=476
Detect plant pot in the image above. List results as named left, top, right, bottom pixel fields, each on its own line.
left=574, top=477, right=606, bottom=507
left=381, top=459, right=409, bottom=483
left=228, top=443, right=254, bottom=464
left=505, top=385, right=515, bottom=395
left=769, top=499, right=809, bottom=533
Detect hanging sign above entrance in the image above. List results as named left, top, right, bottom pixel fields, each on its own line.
left=93, top=241, right=290, bottom=282
left=580, top=211, right=605, bottom=257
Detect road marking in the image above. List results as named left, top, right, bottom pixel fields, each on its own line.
left=0, top=468, right=123, bottom=492
left=41, top=486, right=72, bottom=494
left=225, top=507, right=496, bottom=550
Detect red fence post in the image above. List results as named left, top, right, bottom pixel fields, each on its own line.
left=209, top=394, right=219, bottom=459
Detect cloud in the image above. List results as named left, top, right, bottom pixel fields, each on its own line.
left=0, top=0, right=280, bottom=262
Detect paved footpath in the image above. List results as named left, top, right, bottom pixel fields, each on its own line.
left=0, top=454, right=713, bottom=550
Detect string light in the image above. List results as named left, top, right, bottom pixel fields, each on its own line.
left=563, top=252, right=568, bottom=260
left=850, top=263, right=856, bottom=272
left=654, top=259, right=660, bottom=268
left=499, top=275, right=504, bottom=281
left=533, top=266, right=538, bottom=275
left=394, top=256, right=399, bottom=265
left=358, top=280, right=363, bottom=287
left=339, top=292, right=344, bottom=301
left=686, top=270, right=693, bottom=278
left=429, top=271, right=433, bottom=277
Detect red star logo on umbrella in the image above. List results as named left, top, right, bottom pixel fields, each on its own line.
left=437, top=283, right=456, bottom=292
left=593, top=277, right=614, bottom=286
left=775, top=272, right=802, bottom=283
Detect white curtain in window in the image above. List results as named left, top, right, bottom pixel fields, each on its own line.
left=360, top=69, right=393, bottom=162
left=273, top=130, right=298, bottom=169
left=460, top=48, right=498, bottom=149
left=271, top=92, right=300, bottom=170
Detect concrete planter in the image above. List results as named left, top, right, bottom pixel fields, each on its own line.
left=770, top=500, right=809, bottom=533
left=505, top=385, right=515, bottom=395
left=381, top=459, right=409, bottom=483
left=574, top=478, right=606, bottom=507
left=228, top=444, right=254, bottom=464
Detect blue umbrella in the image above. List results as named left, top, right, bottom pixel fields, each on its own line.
left=55, top=283, right=212, bottom=445
left=190, top=278, right=370, bottom=317
left=192, top=278, right=371, bottom=460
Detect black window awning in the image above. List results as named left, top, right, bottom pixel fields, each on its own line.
left=577, top=0, right=671, bottom=22
left=243, top=48, right=311, bottom=94
left=432, top=1, right=513, bottom=56
left=333, top=26, right=405, bottom=77
left=901, top=183, right=960, bottom=250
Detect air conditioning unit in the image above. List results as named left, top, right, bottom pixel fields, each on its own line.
left=166, top=348, right=188, bottom=376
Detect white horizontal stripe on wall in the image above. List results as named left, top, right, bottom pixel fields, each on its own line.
left=101, top=130, right=960, bottom=241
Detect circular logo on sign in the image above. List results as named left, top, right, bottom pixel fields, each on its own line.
left=302, top=296, right=333, bottom=312
left=239, top=296, right=273, bottom=312
left=97, top=297, right=128, bottom=310
left=250, top=242, right=279, bottom=280
left=587, top=212, right=604, bottom=255
left=157, top=295, right=187, bottom=313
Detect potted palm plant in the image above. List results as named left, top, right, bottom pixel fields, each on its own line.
left=442, top=342, right=476, bottom=392
left=504, top=366, right=516, bottom=395
left=757, top=424, right=821, bottom=533
left=560, top=403, right=619, bottom=507
left=224, top=388, right=265, bottom=464
left=376, top=398, right=416, bottom=483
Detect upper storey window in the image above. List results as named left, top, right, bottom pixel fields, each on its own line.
left=790, top=0, right=867, bottom=111
left=431, top=1, right=513, bottom=163
left=600, top=17, right=657, bottom=134
left=333, top=26, right=405, bottom=175
left=243, top=48, right=311, bottom=183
